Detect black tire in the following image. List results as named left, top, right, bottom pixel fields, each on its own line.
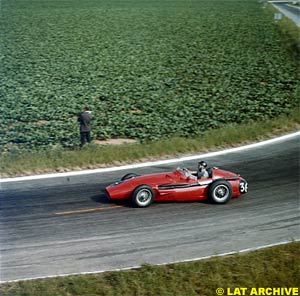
left=131, top=185, right=154, bottom=208
left=208, top=180, right=232, bottom=204
left=121, top=173, right=139, bottom=181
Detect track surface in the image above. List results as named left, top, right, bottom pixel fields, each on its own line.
left=0, top=135, right=299, bottom=282
left=272, top=2, right=300, bottom=26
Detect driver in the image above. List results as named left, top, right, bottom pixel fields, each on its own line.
left=185, top=160, right=209, bottom=179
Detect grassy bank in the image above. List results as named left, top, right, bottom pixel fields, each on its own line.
left=1, top=108, right=299, bottom=177
left=1, top=242, right=299, bottom=296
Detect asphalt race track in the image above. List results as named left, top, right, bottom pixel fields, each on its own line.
left=271, top=2, right=300, bottom=27
left=0, top=134, right=299, bottom=282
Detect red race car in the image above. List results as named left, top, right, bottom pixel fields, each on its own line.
left=106, top=166, right=248, bottom=207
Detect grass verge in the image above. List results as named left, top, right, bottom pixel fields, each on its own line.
left=0, top=108, right=299, bottom=177
left=0, top=242, right=299, bottom=296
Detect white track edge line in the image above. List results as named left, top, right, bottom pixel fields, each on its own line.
left=1, top=239, right=298, bottom=284
left=1, top=132, right=299, bottom=183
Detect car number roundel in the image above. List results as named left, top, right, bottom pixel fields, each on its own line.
left=239, top=181, right=248, bottom=193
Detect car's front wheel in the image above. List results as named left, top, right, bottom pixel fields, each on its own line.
left=132, top=185, right=154, bottom=207
left=208, top=180, right=232, bottom=204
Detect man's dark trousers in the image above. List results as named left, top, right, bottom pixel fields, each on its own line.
left=80, top=131, right=91, bottom=147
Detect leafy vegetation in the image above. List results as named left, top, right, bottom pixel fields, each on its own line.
left=0, top=0, right=299, bottom=152
left=0, top=242, right=299, bottom=296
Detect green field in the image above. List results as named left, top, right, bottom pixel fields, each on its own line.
left=1, top=0, right=299, bottom=152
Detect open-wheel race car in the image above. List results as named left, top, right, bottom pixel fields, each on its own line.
left=105, top=165, right=248, bottom=207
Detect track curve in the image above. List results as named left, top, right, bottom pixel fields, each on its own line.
left=0, top=134, right=299, bottom=282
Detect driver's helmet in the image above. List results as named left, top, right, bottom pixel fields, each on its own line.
left=198, top=160, right=207, bottom=168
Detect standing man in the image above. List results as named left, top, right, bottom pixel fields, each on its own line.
left=78, top=106, right=92, bottom=147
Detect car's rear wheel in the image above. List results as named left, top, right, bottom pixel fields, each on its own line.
left=132, top=185, right=154, bottom=207
left=208, top=180, right=232, bottom=204
left=121, top=173, right=139, bottom=181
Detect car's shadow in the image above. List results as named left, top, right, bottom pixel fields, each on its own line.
left=89, top=193, right=216, bottom=208
left=90, top=193, right=132, bottom=207
left=90, top=189, right=243, bottom=208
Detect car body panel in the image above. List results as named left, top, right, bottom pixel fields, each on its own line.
left=106, top=167, right=248, bottom=204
